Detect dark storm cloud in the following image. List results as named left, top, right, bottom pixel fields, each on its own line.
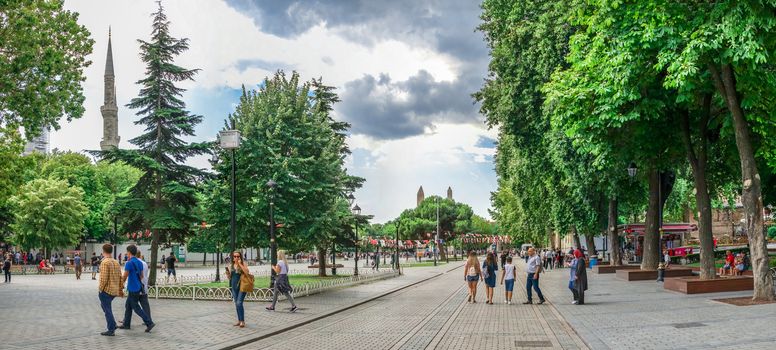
left=338, top=70, right=482, bottom=140
left=226, top=0, right=489, bottom=140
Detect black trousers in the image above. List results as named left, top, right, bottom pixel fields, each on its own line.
left=3, top=269, right=10, bottom=282
left=123, top=292, right=152, bottom=327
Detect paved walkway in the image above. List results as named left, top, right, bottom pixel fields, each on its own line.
left=3, top=257, right=776, bottom=349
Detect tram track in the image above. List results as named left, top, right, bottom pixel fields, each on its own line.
left=220, top=263, right=465, bottom=350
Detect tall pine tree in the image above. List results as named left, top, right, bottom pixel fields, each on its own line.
left=96, top=2, right=208, bottom=285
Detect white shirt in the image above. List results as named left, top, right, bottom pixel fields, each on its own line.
left=278, top=260, right=288, bottom=275
left=139, top=259, right=149, bottom=294
left=527, top=255, right=542, bottom=273
left=504, top=263, right=515, bottom=280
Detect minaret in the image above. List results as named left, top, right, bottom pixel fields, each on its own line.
left=416, top=186, right=425, bottom=207
left=447, top=186, right=453, bottom=201
left=100, top=27, right=120, bottom=150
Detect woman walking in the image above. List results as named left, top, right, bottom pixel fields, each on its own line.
left=568, top=249, right=588, bottom=305
left=225, top=251, right=250, bottom=327
left=482, top=252, right=498, bottom=304
left=463, top=251, right=482, bottom=303
left=266, top=250, right=298, bottom=312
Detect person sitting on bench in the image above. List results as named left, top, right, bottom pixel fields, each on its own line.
left=39, top=259, right=54, bottom=274
left=734, top=252, right=749, bottom=276
left=719, top=251, right=734, bottom=276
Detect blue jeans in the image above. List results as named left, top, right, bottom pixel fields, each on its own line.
left=123, top=291, right=152, bottom=327
left=98, top=292, right=116, bottom=332
left=504, top=279, right=515, bottom=292
left=526, top=274, right=545, bottom=302
left=232, top=288, right=246, bottom=321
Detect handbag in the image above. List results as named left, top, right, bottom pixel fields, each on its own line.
left=239, top=269, right=254, bottom=293
left=481, top=262, right=490, bottom=279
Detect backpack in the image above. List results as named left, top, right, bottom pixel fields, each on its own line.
left=467, top=264, right=477, bottom=276
left=481, top=262, right=490, bottom=279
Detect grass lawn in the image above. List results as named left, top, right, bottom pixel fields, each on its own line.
left=399, top=261, right=449, bottom=268
left=194, top=274, right=351, bottom=289
left=686, top=261, right=725, bottom=268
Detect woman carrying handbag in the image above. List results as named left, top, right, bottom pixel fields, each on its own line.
left=225, top=251, right=253, bottom=327
left=266, top=250, right=298, bottom=312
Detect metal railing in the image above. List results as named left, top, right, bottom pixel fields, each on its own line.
left=152, top=268, right=387, bottom=286
left=148, top=270, right=399, bottom=302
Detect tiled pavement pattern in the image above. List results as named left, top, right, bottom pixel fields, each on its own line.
left=5, top=258, right=776, bottom=349
left=239, top=264, right=587, bottom=350
left=527, top=261, right=776, bottom=350
left=0, top=264, right=445, bottom=350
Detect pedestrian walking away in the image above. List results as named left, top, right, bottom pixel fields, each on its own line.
left=3, top=254, right=11, bottom=283
left=119, top=245, right=154, bottom=333
left=165, top=252, right=178, bottom=283
left=568, top=249, right=588, bottom=305
left=91, top=252, right=99, bottom=280
left=137, top=253, right=152, bottom=320
left=523, top=247, right=545, bottom=304
left=74, top=253, right=82, bottom=280
left=97, top=244, right=122, bottom=336
left=463, top=251, right=482, bottom=303
left=226, top=251, right=253, bottom=327
left=482, top=252, right=498, bottom=304
left=267, top=250, right=298, bottom=313
left=500, top=256, right=516, bottom=304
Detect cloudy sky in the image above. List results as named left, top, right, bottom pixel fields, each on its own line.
left=57, top=0, right=497, bottom=223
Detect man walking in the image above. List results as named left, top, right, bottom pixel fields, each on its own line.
left=3, top=254, right=11, bottom=283
left=98, top=244, right=121, bottom=336
left=74, top=253, right=82, bottom=280
left=91, top=252, right=99, bottom=280
left=523, top=247, right=546, bottom=305
left=138, top=253, right=152, bottom=320
left=165, top=252, right=177, bottom=284
left=119, top=245, right=154, bottom=332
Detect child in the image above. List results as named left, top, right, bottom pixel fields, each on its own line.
left=500, top=256, right=517, bottom=304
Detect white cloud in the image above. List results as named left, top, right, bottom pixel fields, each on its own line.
left=347, top=123, right=496, bottom=222
left=53, top=0, right=496, bottom=224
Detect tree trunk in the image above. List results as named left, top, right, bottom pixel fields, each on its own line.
left=202, top=252, right=206, bottom=266
left=642, top=170, right=661, bottom=270
left=317, top=247, right=327, bottom=277
left=608, top=197, right=622, bottom=266
left=572, top=226, right=582, bottom=250
left=711, top=64, right=772, bottom=300
left=148, top=232, right=159, bottom=286
left=679, top=104, right=716, bottom=280
left=584, top=233, right=597, bottom=257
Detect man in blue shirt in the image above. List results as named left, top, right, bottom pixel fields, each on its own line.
left=118, top=245, right=154, bottom=332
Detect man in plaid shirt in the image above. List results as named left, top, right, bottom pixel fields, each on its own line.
left=98, top=244, right=122, bottom=336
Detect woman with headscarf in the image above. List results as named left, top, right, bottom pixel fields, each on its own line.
left=568, top=249, right=588, bottom=305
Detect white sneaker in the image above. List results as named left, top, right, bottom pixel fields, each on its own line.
left=572, top=300, right=578, bottom=305
left=507, top=300, right=512, bottom=305
left=504, top=300, right=508, bottom=304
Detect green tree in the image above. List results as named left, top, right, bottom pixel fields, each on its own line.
left=0, top=0, right=93, bottom=143
left=96, top=3, right=208, bottom=285
left=208, top=71, right=362, bottom=277
left=9, top=178, right=87, bottom=253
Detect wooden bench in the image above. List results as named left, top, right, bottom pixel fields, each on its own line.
left=664, top=275, right=753, bottom=294
left=307, top=264, right=344, bottom=269
left=615, top=268, right=693, bottom=281
left=593, top=264, right=640, bottom=274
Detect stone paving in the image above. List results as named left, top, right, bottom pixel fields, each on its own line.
left=3, top=257, right=776, bottom=349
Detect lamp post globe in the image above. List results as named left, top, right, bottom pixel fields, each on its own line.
left=627, top=162, right=638, bottom=178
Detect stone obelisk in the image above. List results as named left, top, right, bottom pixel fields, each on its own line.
left=100, top=28, right=120, bottom=150
left=417, top=186, right=425, bottom=207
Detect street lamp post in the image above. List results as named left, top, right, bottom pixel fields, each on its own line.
left=219, top=130, right=241, bottom=254
left=351, top=203, right=360, bottom=276
left=266, top=179, right=278, bottom=286
left=434, top=197, right=439, bottom=267
left=395, top=221, right=400, bottom=272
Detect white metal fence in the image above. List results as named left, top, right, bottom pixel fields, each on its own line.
left=149, top=270, right=399, bottom=302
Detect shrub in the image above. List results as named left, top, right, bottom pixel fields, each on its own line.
left=767, top=226, right=776, bottom=240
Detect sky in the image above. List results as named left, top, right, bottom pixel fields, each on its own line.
left=56, top=0, right=497, bottom=223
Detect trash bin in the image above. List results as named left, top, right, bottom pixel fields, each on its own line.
left=657, top=262, right=665, bottom=282
left=589, top=255, right=598, bottom=269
